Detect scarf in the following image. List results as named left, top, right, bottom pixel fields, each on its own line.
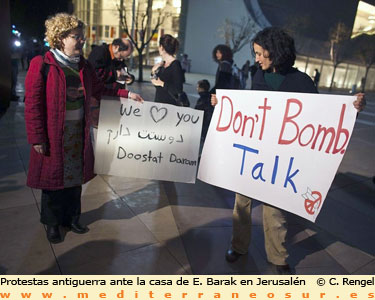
left=51, top=48, right=80, bottom=69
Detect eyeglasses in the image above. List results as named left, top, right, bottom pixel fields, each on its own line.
left=68, top=34, right=86, bottom=41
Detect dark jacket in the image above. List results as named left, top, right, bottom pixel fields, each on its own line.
left=210, top=60, right=233, bottom=94
left=195, top=91, right=214, bottom=138
left=24, top=51, right=129, bottom=190
left=154, top=60, right=184, bottom=105
left=88, top=43, right=128, bottom=86
left=252, top=67, right=318, bottom=93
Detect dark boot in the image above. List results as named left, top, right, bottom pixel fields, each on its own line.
left=47, top=225, right=63, bottom=244
left=70, top=216, right=89, bottom=234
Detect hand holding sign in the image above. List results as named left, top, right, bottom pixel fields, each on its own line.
left=198, top=90, right=357, bottom=222
left=95, top=98, right=203, bottom=183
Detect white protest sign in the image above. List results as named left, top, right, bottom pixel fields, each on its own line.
left=198, top=90, right=357, bottom=222
left=95, top=98, right=203, bottom=183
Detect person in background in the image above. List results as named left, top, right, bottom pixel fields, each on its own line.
left=210, top=44, right=234, bottom=94
left=211, top=27, right=366, bottom=275
left=88, top=37, right=135, bottom=88
left=180, top=53, right=190, bottom=83
left=241, top=60, right=251, bottom=88
left=151, top=34, right=184, bottom=106
left=27, top=42, right=42, bottom=70
left=313, top=68, right=320, bottom=87
left=24, top=13, right=143, bottom=244
left=195, top=79, right=213, bottom=142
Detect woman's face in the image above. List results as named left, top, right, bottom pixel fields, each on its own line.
left=253, top=43, right=272, bottom=71
left=216, top=50, right=222, bottom=61
left=61, top=28, right=85, bottom=57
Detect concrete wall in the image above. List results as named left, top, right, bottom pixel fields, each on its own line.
left=183, top=0, right=257, bottom=75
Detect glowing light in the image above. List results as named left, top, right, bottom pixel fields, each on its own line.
left=12, top=29, right=21, bottom=37
left=152, top=0, right=165, bottom=10
left=14, top=40, right=21, bottom=47
left=173, top=0, right=181, bottom=8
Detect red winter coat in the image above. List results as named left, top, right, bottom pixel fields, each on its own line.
left=25, top=51, right=129, bottom=190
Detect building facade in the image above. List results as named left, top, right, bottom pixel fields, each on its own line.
left=182, top=0, right=375, bottom=91
left=73, top=0, right=182, bottom=60
left=73, top=0, right=375, bottom=91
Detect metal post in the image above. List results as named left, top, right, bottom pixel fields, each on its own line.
left=119, top=0, right=124, bottom=37
left=145, top=0, right=153, bottom=65
left=342, top=63, right=349, bottom=89
left=304, top=56, right=309, bottom=73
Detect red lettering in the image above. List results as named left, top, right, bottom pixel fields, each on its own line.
left=278, top=99, right=302, bottom=145
left=332, top=104, right=349, bottom=154
left=216, top=96, right=233, bottom=132
left=311, top=125, right=335, bottom=153
left=258, top=97, right=271, bottom=140
left=298, top=124, right=315, bottom=146
left=233, top=111, right=242, bottom=133
left=242, top=115, right=256, bottom=138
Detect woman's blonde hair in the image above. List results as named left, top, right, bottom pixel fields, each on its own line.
left=45, top=13, right=85, bottom=49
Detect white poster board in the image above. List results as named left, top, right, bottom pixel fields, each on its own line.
left=95, top=98, right=203, bottom=183
left=198, top=90, right=357, bottom=222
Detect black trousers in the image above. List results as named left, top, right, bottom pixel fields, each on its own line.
left=40, top=186, right=82, bottom=226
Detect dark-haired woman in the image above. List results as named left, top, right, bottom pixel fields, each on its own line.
left=151, top=34, right=184, bottom=105
left=210, top=44, right=234, bottom=93
left=211, top=27, right=365, bottom=274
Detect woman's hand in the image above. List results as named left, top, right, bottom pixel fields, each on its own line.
left=33, top=143, right=46, bottom=155
left=151, top=78, right=164, bottom=87
left=353, top=93, right=366, bottom=112
left=128, top=92, right=144, bottom=103
left=211, top=94, right=218, bottom=106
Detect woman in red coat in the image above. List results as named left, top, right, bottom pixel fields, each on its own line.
left=25, top=13, right=143, bottom=244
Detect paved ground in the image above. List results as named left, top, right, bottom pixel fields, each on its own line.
left=0, top=68, right=373, bottom=275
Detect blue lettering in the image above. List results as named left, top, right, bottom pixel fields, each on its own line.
left=252, top=163, right=266, bottom=182
left=233, top=143, right=259, bottom=175
left=271, top=155, right=279, bottom=184
left=283, top=157, right=299, bottom=193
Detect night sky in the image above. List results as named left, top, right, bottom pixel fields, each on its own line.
left=10, top=0, right=70, bottom=41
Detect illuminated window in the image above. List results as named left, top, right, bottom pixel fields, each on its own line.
left=153, top=0, right=165, bottom=10
left=352, top=1, right=375, bottom=38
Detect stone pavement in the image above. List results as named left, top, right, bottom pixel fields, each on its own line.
left=0, top=69, right=373, bottom=275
